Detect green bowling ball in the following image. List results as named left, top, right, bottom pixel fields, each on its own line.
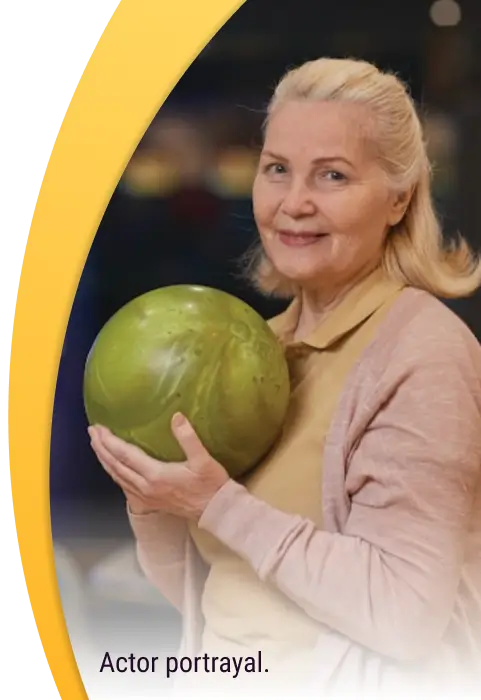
left=83, top=285, right=290, bottom=479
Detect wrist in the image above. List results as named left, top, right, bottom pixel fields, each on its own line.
left=195, top=475, right=233, bottom=522
left=127, top=500, right=158, bottom=516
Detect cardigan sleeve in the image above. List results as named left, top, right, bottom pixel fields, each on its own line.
left=127, top=507, right=188, bottom=611
left=197, top=327, right=481, bottom=661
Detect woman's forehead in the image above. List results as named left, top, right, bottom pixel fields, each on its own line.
left=264, top=100, right=374, bottom=160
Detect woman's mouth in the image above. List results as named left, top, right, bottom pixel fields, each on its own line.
left=277, top=230, right=328, bottom=247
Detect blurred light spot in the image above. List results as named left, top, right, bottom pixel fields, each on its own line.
left=430, top=0, right=462, bottom=27
left=215, top=146, right=258, bottom=197
left=122, top=155, right=179, bottom=197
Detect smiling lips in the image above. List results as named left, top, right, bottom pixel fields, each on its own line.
left=277, top=230, right=328, bottom=247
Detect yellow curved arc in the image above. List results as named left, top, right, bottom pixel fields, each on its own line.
left=8, top=1, right=246, bottom=698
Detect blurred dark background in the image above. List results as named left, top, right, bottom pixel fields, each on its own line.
left=50, top=1, right=481, bottom=678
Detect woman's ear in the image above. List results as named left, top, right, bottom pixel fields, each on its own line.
left=388, top=186, right=415, bottom=227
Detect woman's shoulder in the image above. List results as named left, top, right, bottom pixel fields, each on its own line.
left=331, top=287, right=481, bottom=461
left=369, top=286, right=481, bottom=372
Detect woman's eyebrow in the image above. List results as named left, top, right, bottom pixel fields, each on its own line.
left=260, top=150, right=354, bottom=168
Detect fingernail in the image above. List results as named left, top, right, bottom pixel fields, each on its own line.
left=172, top=412, right=186, bottom=429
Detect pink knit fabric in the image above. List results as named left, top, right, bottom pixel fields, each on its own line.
left=128, top=288, right=481, bottom=693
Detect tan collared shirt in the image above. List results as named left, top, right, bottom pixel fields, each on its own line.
left=188, top=267, right=404, bottom=660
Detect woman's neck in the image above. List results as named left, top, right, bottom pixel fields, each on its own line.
left=293, top=264, right=378, bottom=342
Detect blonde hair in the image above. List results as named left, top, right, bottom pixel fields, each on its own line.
left=246, top=57, right=481, bottom=299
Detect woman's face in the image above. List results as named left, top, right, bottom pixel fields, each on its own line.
left=252, top=100, right=407, bottom=291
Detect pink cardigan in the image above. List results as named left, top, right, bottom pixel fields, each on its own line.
left=128, top=288, right=481, bottom=694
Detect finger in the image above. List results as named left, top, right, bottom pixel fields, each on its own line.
left=95, top=425, right=159, bottom=478
left=90, top=431, right=149, bottom=495
left=96, top=454, right=140, bottom=499
left=171, top=413, right=211, bottom=471
left=90, top=437, right=119, bottom=482
left=90, top=433, right=128, bottom=485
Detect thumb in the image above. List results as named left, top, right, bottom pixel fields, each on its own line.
left=171, top=413, right=210, bottom=470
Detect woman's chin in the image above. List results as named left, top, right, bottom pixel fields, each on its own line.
left=264, top=242, right=333, bottom=283
left=271, top=260, right=329, bottom=287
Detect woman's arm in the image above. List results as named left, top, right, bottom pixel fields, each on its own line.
left=127, top=507, right=188, bottom=611
left=89, top=413, right=229, bottom=612
left=197, top=341, right=481, bottom=661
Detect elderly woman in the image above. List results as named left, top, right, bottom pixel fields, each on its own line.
left=89, top=58, right=481, bottom=697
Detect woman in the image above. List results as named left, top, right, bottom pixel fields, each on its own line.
left=89, top=58, right=481, bottom=697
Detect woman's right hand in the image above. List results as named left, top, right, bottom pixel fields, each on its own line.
left=88, top=417, right=229, bottom=521
left=89, top=427, right=159, bottom=515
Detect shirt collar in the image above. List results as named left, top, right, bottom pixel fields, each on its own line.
left=268, top=267, right=405, bottom=350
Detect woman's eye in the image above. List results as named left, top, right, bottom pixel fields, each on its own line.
left=322, top=170, right=346, bottom=182
left=264, top=163, right=287, bottom=175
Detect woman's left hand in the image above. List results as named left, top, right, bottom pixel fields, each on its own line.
left=88, top=412, right=230, bottom=521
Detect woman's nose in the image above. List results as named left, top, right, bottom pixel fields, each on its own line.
left=280, top=181, right=316, bottom=218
